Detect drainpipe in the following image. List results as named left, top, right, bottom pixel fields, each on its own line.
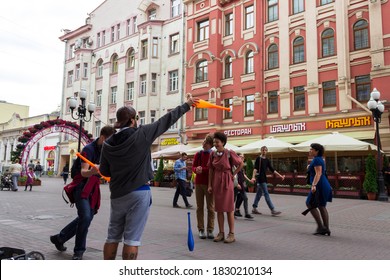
left=178, top=2, right=186, bottom=144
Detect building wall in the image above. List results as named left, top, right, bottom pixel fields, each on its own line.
left=184, top=0, right=390, bottom=152
left=0, top=101, right=29, bottom=123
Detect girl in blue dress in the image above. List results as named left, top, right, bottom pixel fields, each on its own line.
left=306, top=143, right=332, bottom=235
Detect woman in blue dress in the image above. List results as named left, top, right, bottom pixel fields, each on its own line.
left=306, top=143, right=332, bottom=236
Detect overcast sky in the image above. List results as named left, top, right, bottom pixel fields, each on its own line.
left=0, top=0, right=104, bottom=117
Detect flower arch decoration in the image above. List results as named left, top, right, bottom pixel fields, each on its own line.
left=12, top=118, right=93, bottom=172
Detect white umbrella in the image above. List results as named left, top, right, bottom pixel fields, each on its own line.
left=235, top=136, right=293, bottom=154
left=290, top=132, right=377, bottom=152
left=186, top=143, right=239, bottom=156
left=151, top=144, right=195, bottom=159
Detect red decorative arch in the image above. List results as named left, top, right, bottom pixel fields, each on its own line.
left=16, top=119, right=93, bottom=172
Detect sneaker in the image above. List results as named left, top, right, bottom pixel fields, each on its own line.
left=173, top=204, right=181, bottom=208
left=186, top=204, right=193, bottom=209
left=207, top=230, right=214, bottom=239
left=245, top=214, right=254, bottom=219
left=234, top=210, right=242, bottom=217
left=50, top=235, right=67, bottom=252
left=198, top=230, right=206, bottom=239
left=213, top=232, right=224, bottom=242
left=252, top=208, right=262, bottom=215
left=271, top=210, right=281, bottom=216
left=224, top=233, right=235, bottom=243
left=72, top=253, right=83, bottom=260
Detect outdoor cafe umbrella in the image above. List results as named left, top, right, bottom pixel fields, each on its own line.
left=151, top=144, right=195, bottom=159
left=235, top=136, right=293, bottom=154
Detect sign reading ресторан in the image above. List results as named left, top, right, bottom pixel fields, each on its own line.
left=270, top=123, right=306, bottom=133
left=224, top=128, right=253, bottom=136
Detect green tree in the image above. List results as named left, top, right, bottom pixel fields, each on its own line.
left=154, top=157, right=164, bottom=183
left=363, top=154, right=378, bottom=193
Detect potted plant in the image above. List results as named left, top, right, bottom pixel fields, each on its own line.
left=154, top=157, right=164, bottom=187
left=363, top=154, right=378, bottom=200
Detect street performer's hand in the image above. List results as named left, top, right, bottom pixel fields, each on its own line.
left=186, top=93, right=199, bottom=107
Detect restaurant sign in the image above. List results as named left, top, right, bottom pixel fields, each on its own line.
left=224, top=128, right=253, bottom=136
left=326, top=116, right=371, bottom=129
left=160, top=138, right=180, bottom=146
left=270, top=123, right=306, bottom=133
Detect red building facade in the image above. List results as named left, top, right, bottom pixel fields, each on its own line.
left=183, top=0, right=390, bottom=157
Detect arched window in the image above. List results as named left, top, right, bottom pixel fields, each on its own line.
left=196, top=60, right=208, bottom=83
left=268, top=44, right=278, bottom=69
left=97, top=59, right=103, bottom=78
left=354, top=20, right=369, bottom=50
left=127, top=48, right=135, bottom=68
left=245, top=50, right=254, bottom=74
left=224, top=56, right=232, bottom=79
left=293, top=36, right=304, bottom=64
left=322, top=29, right=335, bottom=57
left=111, top=54, right=118, bottom=73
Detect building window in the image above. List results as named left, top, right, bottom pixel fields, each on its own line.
left=97, top=33, right=101, bottom=47
left=95, top=121, right=101, bottom=138
left=245, top=95, right=255, bottom=116
left=75, top=64, right=80, bottom=80
left=268, top=44, right=278, bottom=69
left=224, top=98, right=233, bottom=119
left=152, top=37, right=158, bottom=57
left=167, top=109, right=179, bottom=129
left=268, top=0, right=278, bottom=22
left=127, top=19, right=131, bottom=36
left=151, top=73, right=157, bottom=93
left=148, top=9, right=156, bottom=20
left=294, top=86, right=305, bottom=111
left=117, top=24, right=120, bottom=40
left=127, top=49, right=135, bottom=68
left=171, top=0, right=180, bottom=17
left=83, top=63, right=88, bottom=78
left=245, top=50, right=254, bottom=74
left=67, top=71, right=73, bottom=86
left=140, top=74, right=147, bottom=96
left=111, top=86, right=117, bottom=104
left=197, top=19, right=209, bottom=41
left=169, top=70, right=179, bottom=92
left=293, top=36, right=304, bottom=64
left=137, top=111, right=145, bottom=125
left=320, top=0, right=333, bottom=5
left=293, top=0, right=304, bottom=14
left=323, top=81, right=336, bottom=107
left=224, top=56, right=232, bottom=79
left=268, top=91, right=278, bottom=113
left=225, top=13, right=233, bottom=36
left=96, top=90, right=102, bottom=107
left=245, top=5, right=254, bottom=29
left=322, top=29, right=335, bottom=57
left=97, top=59, right=103, bottom=77
left=354, top=20, right=369, bottom=50
left=68, top=44, right=75, bottom=59
left=195, top=108, right=208, bottom=121
left=196, top=60, right=208, bottom=83
left=102, top=31, right=106, bottom=45
left=150, top=110, right=156, bottom=123
left=170, top=33, right=179, bottom=54
left=356, top=75, right=371, bottom=102
left=133, top=16, right=137, bottom=33
left=111, top=26, right=115, bottom=42
left=141, top=39, right=148, bottom=59
left=126, top=82, right=134, bottom=100
left=111, top=54, right=118, bottom=74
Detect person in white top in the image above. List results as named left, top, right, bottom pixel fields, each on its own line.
left=9, top=159, right=22, bottom=191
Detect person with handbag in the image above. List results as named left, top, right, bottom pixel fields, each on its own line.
left=250, top=146, right=284, bottom=216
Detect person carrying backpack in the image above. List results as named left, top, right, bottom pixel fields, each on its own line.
left=34, top=162, right=42, bottom=178
left=50, top=125, right=115, bottom=260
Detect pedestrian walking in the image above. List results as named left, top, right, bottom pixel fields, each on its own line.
left=24, top=167, right=34, bottom=191
left=34, top=161, right=42, bottom=178
left=192, top=134, right=215, bottom=239
left=99, top=94, right=197, bottom=260
left=250, top=146, right=284, bottom=216
left=62, top=163, right=69, bottom=184
left=306, top=143, right=332, bottom=236
left=9, top=159, right=22, bottom=191
left=173, top=153, right=192, bottom=209
left=50, top=125, right=116, bottom=260
left=208, top=132, right=244, bottom=244
left=234, top=153, right=253, bottom=220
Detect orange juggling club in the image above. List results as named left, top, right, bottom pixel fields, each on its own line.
left=194, top=99, right=231, bottom=112
left=76, top=152, right=111, bottom=182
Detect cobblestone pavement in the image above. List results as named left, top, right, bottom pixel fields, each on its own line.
left=0, top=177, right=390, bottom=260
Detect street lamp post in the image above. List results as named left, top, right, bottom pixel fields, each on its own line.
left=367, top=88, right=388, bottom=201
left=68, top=89, right=96, bottom=152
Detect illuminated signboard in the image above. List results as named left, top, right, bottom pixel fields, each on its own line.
left=224, top=128, right=252, bottom=136
left=270, top=123, right=306, bottom=133
left=160, top=138, right=180, bottom=146
left=326, top=116, right=371, bottom=129
left=44, top=146, right=56, bottom=151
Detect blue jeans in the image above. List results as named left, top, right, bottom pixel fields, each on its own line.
left=252, top=182, right=275, bottom=211
left=11, top=174, right=19, bottom=191
left=58, top=187, right=94, bottom=255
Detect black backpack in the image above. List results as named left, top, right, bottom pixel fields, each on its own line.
left=70, top=157, right=81, bottom=179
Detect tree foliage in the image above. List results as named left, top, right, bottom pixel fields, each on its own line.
left=154, top=157, right=164, bottom=182
left=363, top=154, right=378, bottom=193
